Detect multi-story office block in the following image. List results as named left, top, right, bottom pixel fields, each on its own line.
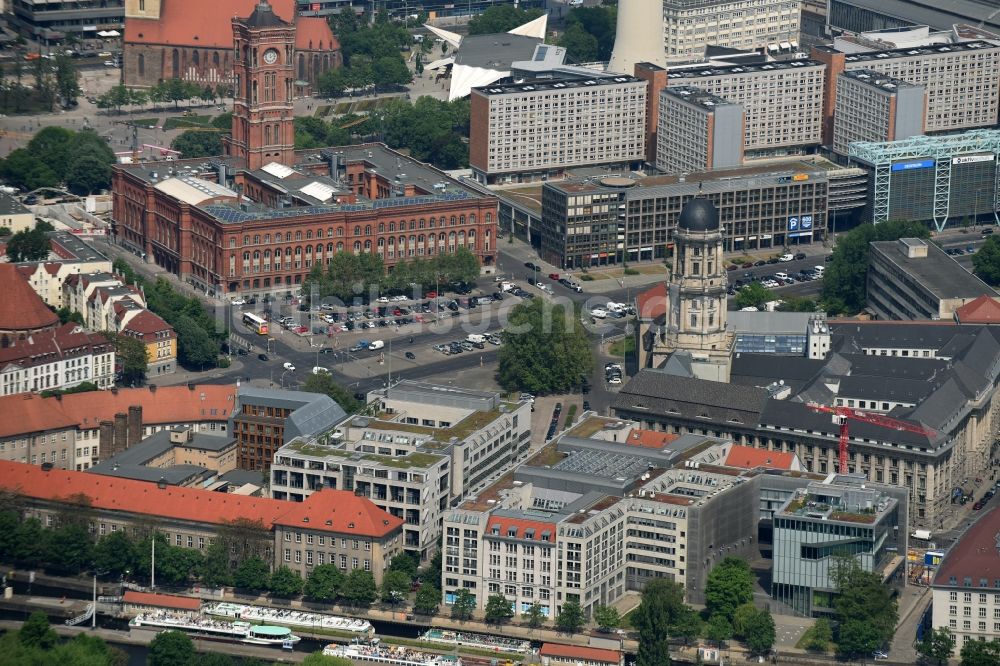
left=469, top=75, right=647, bottom=185
left=772, top=476, right=905, bottom=616
left=271, top=382, right=531, bottom=561
left=662, top=0, right=801, bottom=64
left=814, top=41, right=1000, bottom=144
left=540, top=162, right=829, bottom=269
left=666, top=60, right=826, bottom=157
left=833, top=70, right=925, bottom=156
left=867, top=238, right=995, bottom=321
left=657, top=86, right=744, bottom=173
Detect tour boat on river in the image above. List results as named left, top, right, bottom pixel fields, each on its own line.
left=129, top=611, right=301, bottom=647
left=418, top=628, right=533, bottom=654
left=204, top=601, right=375, bottom=636
left=324, top=642, right=463, bottom=666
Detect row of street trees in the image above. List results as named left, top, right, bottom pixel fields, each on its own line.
left=97, top=79, right=230, bottom=114
left=317, top=12, right=413, bottom=97
left=0, top=126, right=115, bottom=194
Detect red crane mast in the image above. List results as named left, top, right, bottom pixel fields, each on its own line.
left=807, top=403, right=936, bottom=474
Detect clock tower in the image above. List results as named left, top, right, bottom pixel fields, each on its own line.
left=230, top=0, right=296, bottom=170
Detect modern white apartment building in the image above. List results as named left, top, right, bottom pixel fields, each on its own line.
left=832, top=69, right=925, bottom=156
left=663, top=0, right=802, bottom=64
left=657, top=86, right=744, bottom=173
left=666, top=59, right=826, bottom=156
left=271, top=382, right=532, bottom=561
left=814, top=40, right=1000, bottom=144
left=469, top=74, right=647, bottom=184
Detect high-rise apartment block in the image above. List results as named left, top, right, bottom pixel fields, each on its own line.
left=814, top=40, right=1000, bottom=144
left=662, top=0, right=801, bottom=64
left=469, top=75, right=647, bottom=185
left=657, top=86, right=744, bottom=173
left=665, top=60, right=826, bottom=157
left=832, top=70, right=925, bottom=155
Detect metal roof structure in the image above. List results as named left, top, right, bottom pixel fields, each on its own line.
left=848, top=129, right=1000, bottom=229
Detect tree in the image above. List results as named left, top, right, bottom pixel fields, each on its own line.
left=706, top=614, right=733, bottom=648
left=373, top=55, right=412, bottom=88
left=558, top=23, right=599, bottom=62
left=960, top=639, right=1000, bottom=666
left=704, top=557, right=754, bottom=622
left=821, top=219, right=930, bottom=313
left=523, top=602, right=546, bottom=628
left=800, top=617, right=832, bottom=652
left=304, top=564, right=345, bottom=602
left=0, top=149, right=57, bottom=191
left=5, top=227, right=50, bottom=261
left=56, top=307, right=85, bottom=325
left=833, top=559, right=898, bottom=659
left=171, top=129, right=223, bottom=158
left=199, top=541, right=233, bottom=588
left=148, top=630, right=195, bottom=666
left=380, top=570, right=411, bottom=604
left=451, top=588, right=475, bottom=621
left=269, top=565, right=304, bottom=597
left=973, top=236, right=1000, bottom=285
left=734, top=282, right=775, bottom=310
left=340, top=569, right=377, bottom=606
left=563, top=5, right=617, bottom=61
left=388, top=552, right=419, bottom=579
left=302, top=372, right=361, bottom=413
left=65, top=154, right=112, bottom=194
left=233, top=556, right=271, bottom=592
left=776, top=295, right=819, bottom=312
left=498, top=299, right=594, bottom=394
left=414, top=583, right=440, bottom=616
left=420, top=549, right=442, bottom=590
left=743, top=609, right=775, bottom=656
left=632, top=579, right=692, bottom=666
left=53, top=54, right=80, bottom=106
left=103, top=332, right=148, bottom=384
left=556, top=599, right=585, bottom=633
left=19, top=612, right=57, bottom=650
left=917, top=626, right=955, bottom=666
left=484, top=593, right=515, bottom=625
left=593, top=604, right=621, bottom=632
left=468, top=6, right=543, bottom=34
left=46, top=523, right=93, bottom=574
left=173, top=313, right=219, bottom=369
left=731, top=603, right=757, bottom=640
left=92, top=530, right=138, bottom=578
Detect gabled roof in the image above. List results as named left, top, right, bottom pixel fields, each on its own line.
left=635, top=282, right=668, bottom=321
left=540, top=643, right=621, bottom=664
left=0, top=460, right=400, bottom=538
left=122, top=309, right=175, bottom=337
left=724, top=445, right=795, bottom=470
left=955, top=295, right=1000, bottom=324
left=0, top=264, right=59, bottom=331
left=295, top=16, right=339, bottom=52
left=125, top=0, right=295, bottom=49
left=934, top=504, right=1000, bottom=591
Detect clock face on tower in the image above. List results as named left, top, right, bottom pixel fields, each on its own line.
left=263, top=48, right=279, bottom=65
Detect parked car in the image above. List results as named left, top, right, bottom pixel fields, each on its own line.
left=794, top=252, right=807, bottom=260
left=779, top=253, right=794, bottom=262
left=405, top=351, right=416, bottom=359
left=983, top=227, right=995, bottom=236
left=258, top=353, right=268, bottom=361
left=282, top=362, right=296, bottom=371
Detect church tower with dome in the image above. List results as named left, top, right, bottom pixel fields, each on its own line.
left=645, top=198, right=735, bottom=381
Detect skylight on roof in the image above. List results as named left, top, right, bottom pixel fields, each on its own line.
left=261, top=162, right=296, bottom=179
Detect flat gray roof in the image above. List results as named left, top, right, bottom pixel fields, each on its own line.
left=475, top=73, right=641, bottom=96
left=841, top=69, right=924, bottom=92
left=666, top=58, right=825, bottom=81
left=817, top=38, right=1000, bottom=62
left=663, top=85, right=740, bottom=110
left=828, top=0, right=1000, bottom=33
left=870, top=239, right=997, bottom=300
left=454, top=33, right=541, bottom=70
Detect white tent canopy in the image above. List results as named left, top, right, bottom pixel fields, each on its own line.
left=424, top=57, right=455, bottom=71
left=97, top=30, right=120, bottom=37
left=423, top=24, right=462, bottom=49
left=448, top=64, right=509, bottom=101
left=507, top=13, right=548, bottom=39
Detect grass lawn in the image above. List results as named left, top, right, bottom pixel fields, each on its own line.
left=128, top=117, right=159, bottom=128
left=353, top=99, right=377, bottom=111
left=162, top=114, right=214, bottom=130
left=794, top=632, right=833, bottom=653
left=334, top=102, right=353, bottom=114
left=315, top=105, right=333, bottom=116
left=608, top=336, right=635, bottom=357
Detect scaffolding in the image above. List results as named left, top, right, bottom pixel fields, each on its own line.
left=848, top=130, right=1000, bottom=231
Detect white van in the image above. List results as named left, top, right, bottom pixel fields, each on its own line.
left=606, top=302, right=626, bottom=313
left=368, top=340, right=385, bottom=350
left=467, top=334, right=486, bottom=344
left=774, top=272, right=789, bottom=281
left=813, top=265, right=825, bottom=276
left=591, top=308, right=608, bottom=319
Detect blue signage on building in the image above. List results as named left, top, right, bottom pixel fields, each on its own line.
left=891, top=159, right=935, bottom=172
left=801, top=215, right=813, bottom=229
left=788, top=217, right=799, bottom=230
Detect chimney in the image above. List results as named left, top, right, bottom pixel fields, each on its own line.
left=127, top=405, right=142, bottom=448
left=113, top=412, right=128, bottom=457
left=98, top=419, right=115, bottom=461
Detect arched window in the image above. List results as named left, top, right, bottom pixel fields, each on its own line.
left=138, top=54, right=145, bottom=76
left=306, top=230, right=313, bottom=239
left=253, top=234, right=260, bottom=244
left=327, top=227, right=333, bottom=238
left=378, top=238, right=385, bottom=247
left=171, top=49, right=179, bottom=77
left=295, top=231, right=302, bottom=240
left=337, top=227, right=344, bottom=237
left=353, top=226, right=361, bottom=236
left=486, top=213, right=493, bottom=224
left=337, top=242, right=344, bottom=251
left=285, top=247, right=292, bottom=257
left=398, top=236, right=406, bottom=247
left=298, top=53, right=306, bottom=80
left=316, top=244, right=323, bottom=255
left=192, top=50, right=199, bottom=67
left=365, top=225, right=372, bottom=235
left=378, top=222, right=385, bottom=233
left=353, top=241, right=361, bottom=251
left=388, top=222, right=395, bottom=232
left=459, top=214, right=465, bottom=224
left=264, top=125, right=271, bottom=145
left=470, top=214, right=476, bottom=224
left=213, top=52, right=220, bottom=68
left=418, top=235, right=425, bottom=244
left=253, top=250, right=260, bottom=260
left=305, top=246, right=312, bottom=256
left=243, top=235, right=250, bottom=245
left=294, top=246, right=302, bottom=256
left=364, top=240, right=372, bottom=250
left=264, top=234, right=271, bottom=243
left=450, top=216, right=457, bottom=226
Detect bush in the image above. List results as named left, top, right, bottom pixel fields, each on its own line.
left=579, top=274, right=595, bottom=281
left=623, top=267, right=640, bottom=276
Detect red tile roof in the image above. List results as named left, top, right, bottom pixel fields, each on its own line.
left=123, top=591, right=201, bottom=611
left=635, top=282, right=667, bottom=321
left=125, top=0, right=337, bottom=52
left=486, top=516, right=556, bottom=541
left=954, top=295, right=1000, bottom=324
left=122, top=309, right=175, bottom=338
left=0, top=460, right=400, bottom=538
left=0, top=384, right=237, bottom=438
left=724, top=445, right=795, bottom=470
left=540, top=644, right=622, bottom=664
left=0, top=264, right=59, bottom=331
left=273, top=487, right=403, bottom=538
left=0, top=324, right=112, bottom=371
left=625, top=428, right=679, bottom=449
left=934, top=504, right=1000, bottom=590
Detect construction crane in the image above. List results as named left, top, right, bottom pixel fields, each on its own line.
left=807, top=403, right=937, bottom=474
